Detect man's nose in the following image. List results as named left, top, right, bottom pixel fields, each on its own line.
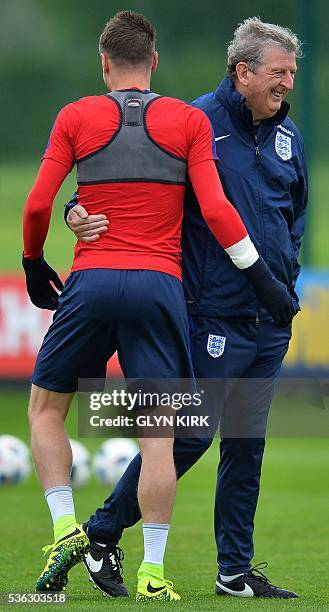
left=281, top=72, right=295, bottom=90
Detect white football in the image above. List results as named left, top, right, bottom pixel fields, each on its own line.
left=69, top=439, right=91, bottom=488
left=0, top=435, right=31, bottom=484
left=93, top=438, right=139, bottom=486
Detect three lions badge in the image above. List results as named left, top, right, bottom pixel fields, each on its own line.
left=275, top=131, right=292, bottom=161
left=207, top=334, right=226, bottom=358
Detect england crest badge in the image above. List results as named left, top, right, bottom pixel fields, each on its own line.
left=207, top=334, right=226, bottom=358
left=275, top=131, right=292, bottom=161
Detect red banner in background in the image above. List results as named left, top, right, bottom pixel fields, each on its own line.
left=1, top=272, right=328, bottom=378
left=0, top=275, right=122, bottom=378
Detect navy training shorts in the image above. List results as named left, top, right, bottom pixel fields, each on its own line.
left=32, top=269, right=194, bottom=392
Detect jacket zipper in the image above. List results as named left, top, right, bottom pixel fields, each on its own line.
left=253, top=133, right=265, bottom=319
left=253, top=135, right=263, bottom=249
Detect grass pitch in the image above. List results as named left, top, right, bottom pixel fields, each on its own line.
left=1, top=390, right=328, bottom=610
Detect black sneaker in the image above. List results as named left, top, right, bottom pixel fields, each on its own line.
left=216, top=562, right=298, bottom=598
left=81, top=524, right=129, bottom=597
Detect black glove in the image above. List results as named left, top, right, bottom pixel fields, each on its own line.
left=243, top=256, right=298, bottom=328
left=22, top=253, right=64, bottom=310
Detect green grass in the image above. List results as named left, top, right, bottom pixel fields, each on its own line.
left=1, top=390, right=329, bottom=610
left=0, top=160, right=328, bottom=271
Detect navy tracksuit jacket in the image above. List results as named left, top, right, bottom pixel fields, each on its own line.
left=84, top=78, right=308, bottom=574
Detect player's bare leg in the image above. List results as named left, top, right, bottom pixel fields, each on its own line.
left=138, top=437, right=176, bottom=523
left=28, top=385, right=73, bottom=489
left=28, top=384, right=89, bottom=591
left=136, top=435, right=180, bottom=601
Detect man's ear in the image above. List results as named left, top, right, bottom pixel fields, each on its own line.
left=100, top=52, right=110, bottom=75
left=151, top=51, right=158, bottom=73
left=235, top=62, right=250, bottom=87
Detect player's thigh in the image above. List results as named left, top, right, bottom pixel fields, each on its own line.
left=32, top=271, right=117, bottom=393
left=117, top=271, right=193, bottom=379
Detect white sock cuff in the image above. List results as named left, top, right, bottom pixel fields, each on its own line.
left=142, top=524, right=170, bottom=565
left=143, top=523, right=170, bottom=531
left=45, top=486, right=75, bottom=523
left=45, top=486, right=72, bottom=499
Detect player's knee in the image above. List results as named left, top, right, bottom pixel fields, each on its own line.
left=28, top=385, right=44, bottom=424
left=28, top=384, right=73, bottom=425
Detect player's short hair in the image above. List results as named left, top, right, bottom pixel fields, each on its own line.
left=226, top=16, right=303, bottom=79
left=99, top=10, right=156, bottom=68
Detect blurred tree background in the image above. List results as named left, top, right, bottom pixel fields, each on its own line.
left=1, top=0, right=328, bottom=266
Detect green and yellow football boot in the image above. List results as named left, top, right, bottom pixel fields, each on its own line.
left=36, top=525, right=89, bottom=592
left=136, top=562, right=181, bottom=602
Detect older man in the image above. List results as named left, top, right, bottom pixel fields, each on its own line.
left=66, top=17, right=307, bottom=599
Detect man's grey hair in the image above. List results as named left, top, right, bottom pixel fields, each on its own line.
left=227, top=17, right=303, bottom=79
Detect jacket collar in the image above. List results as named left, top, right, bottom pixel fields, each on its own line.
left=214, top=76, right=290, bottom=131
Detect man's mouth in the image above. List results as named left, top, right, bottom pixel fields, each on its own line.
left=271, top=89, right=285, bottom=99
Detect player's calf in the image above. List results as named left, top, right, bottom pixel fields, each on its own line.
left=136, top=434, right=180, bottom=601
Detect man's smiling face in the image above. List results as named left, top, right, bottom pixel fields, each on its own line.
left=241, top=47, right=297, bottom=123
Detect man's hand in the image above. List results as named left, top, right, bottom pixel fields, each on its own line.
left=258, top=277, right=299, bottom=327
left=67, top=205, right=109, bottom=242
left=22, top=253, right=64, bottom=310
left=243, top=256, right=299, bottom=327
